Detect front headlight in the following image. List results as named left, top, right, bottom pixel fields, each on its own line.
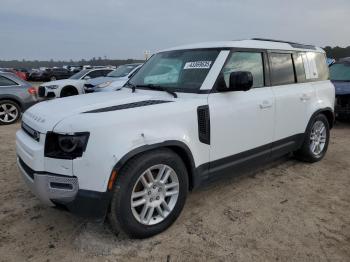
left=97, top=81, right=112, bottom=88
left=45, top=132, right=90, bottom=159
left=46, top=85, right=59, bottom=89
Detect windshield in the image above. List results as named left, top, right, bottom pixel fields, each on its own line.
left=69, top=69, right=90, bottom=80
left=108, top=64, right=139, bottom=78
left=128, top=49, right=220, bottom=92
left=330, top=63, right=350, bottom=81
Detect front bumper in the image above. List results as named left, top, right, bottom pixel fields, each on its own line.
left=38, top=86, right=56, bottom=98
left=17, top=157, right=111, bottom=220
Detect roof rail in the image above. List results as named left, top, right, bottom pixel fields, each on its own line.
left=251, top=38, right=316, bottom=50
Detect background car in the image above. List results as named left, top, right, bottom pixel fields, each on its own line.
left=28, top=68, right=72, bottom=81
left=330, top=59, right=350, bottom=120
left=0, top=72, right=38, bottom=125
left=38, top=68, right=114, bottom=98
left=84, top=63, right=142, bottom=93
left=0, top=68, right=27, bottom=81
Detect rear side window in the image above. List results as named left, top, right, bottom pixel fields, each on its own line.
left=314, top=53, right=329, bottom=80
left=269, top=53, right=296, bottom=86
left=293, top=53, right=306, bottom=83
left=222, top=52, right=265, bottom=88
left=0, top=76, right=17, bottom=86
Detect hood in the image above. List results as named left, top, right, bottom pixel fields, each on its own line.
left=41, top=79, right=81, bottom=86
left=22, top=89, right=173, bottom=133
left=332, top=81, right=350, bottom=95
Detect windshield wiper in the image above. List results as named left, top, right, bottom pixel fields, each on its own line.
left=135, top=84, right=178, bottom=98
left=125, top=82, right=137, bottom=93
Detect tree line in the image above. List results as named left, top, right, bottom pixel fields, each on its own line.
left=0, top=58, right=144, bottom=70
left=324, top=46, right=350, bottom=60
left=0, top=46, right=349, bottom=70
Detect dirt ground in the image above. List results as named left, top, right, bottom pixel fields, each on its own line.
left=0, top=122, right=349, bottom=262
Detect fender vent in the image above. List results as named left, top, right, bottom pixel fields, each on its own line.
left=84, top=100, right=172, bottom=113
left=197, top=105, right=210, bottom=144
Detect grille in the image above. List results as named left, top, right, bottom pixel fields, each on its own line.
left=84, top=84, right=94, bottom=88
left=197, top=105, right=210, bottom=144
left=22, top=122, right=40, bottom=142
left=336, top=95, right=350, bottom=114
left=38, top=86, right=46, bottom=97
left=84, top=100, right=172, bottom=113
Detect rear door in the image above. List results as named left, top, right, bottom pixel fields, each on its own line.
left=269, top=52, right=314, bottom=157
left=208, top=50, right=275, bottom=179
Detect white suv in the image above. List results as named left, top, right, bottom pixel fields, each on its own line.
left=16, top=39, right=334, bottom=238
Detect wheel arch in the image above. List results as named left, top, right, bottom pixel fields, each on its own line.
left=60, top=85, right=78, bottom=97
left=112, top=141, right=198, bottom=191
left=0, top=96, right=23, bottom=110
left=308, top=107, right=334, bottom=130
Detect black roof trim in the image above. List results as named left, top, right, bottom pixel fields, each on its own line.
left=252, top=38, right=316, bottom=50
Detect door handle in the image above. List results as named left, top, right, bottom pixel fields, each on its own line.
left=300, top=94, right=311, bottom=101
left=259, top=100, right=273, bottom=109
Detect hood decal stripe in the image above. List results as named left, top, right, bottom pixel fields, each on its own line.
left=83, top=100, right=172, bottom=113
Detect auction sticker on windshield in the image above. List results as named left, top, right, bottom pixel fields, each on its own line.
left=184, top=61, right=212, bottom=69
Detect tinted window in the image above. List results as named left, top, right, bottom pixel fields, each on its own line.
left=0, top=76, right=17, bottom=86
left=222, top=52, right=264, bottom=88
left=314, top=53, right=329, bottom=81
left=270, top=53, right=295, bottom=85
left=330, top=63, right=350, bottom=81
left=293, top=53, right=306, bottom=82
left=100, top=70, right=113, bottom=76
left=86, top=70, right=104, bottom=78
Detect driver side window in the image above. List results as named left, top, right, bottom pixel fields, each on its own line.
left=222, top=52, right=265, bottom=88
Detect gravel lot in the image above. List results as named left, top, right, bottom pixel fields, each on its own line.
left=0, top=121, right=349, bottom=262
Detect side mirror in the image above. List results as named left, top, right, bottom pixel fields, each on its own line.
left=217, top=71, right=253, bottom=92
left=83, top=75, right=91, bottom=80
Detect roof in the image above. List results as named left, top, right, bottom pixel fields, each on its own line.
left=160, top=39, right=324, bottom=53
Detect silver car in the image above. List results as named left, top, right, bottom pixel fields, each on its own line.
left=0, top=72, right=38, bottom=125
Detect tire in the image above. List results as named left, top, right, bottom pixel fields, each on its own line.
left=294, top=114, right=330, bottom=163
left=60, top=86, right=78, bottom=97
left=50, top=76, right=57, bottom=81
left=108, top=148, right=188, bottom=238
left=0, top=100, right=21, bottom=125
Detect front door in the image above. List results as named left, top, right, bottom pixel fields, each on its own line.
left=208, top=51, right=275, bottom=180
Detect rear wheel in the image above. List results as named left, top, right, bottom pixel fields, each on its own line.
left=108, top=149, right=188, bottom=238
left=0, top=100, right=20, bottom=125
left=294, top=114, right=330, bottom=162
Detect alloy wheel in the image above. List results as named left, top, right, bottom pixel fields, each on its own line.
left=131, top=164, right=180, bottom=226
left=309, top=120, right=327, bottom=156
left=0, top=103, right=19, bottom=124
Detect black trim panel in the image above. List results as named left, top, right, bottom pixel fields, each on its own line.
left=84, top=100, right=172, bottom=113
left=194, top=133, right=305, bottom=187
left=197, top=105, right=210, bottom=144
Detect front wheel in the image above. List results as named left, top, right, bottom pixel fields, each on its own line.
left=108, top=149, right=188, bottom=238
left=294, top=114, right=330, bottom=162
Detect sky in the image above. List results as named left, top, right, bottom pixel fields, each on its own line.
left=0, top=0, right=349, bottom=61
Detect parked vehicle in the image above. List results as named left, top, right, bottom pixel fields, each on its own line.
left=84, top=63, right=142, bottom=93
left=330, top=59, right=350, bottom=119
left=16, top=39, right=334, bottom=238
left=0, top=72, right=38, bottom=125
left=0, top=68, right=27, bottom=81
left=37, top=68, right=114, bottom=98
left=15, top=68, right=29, bottom=80
left=28, top=68, right=72, bottom=82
